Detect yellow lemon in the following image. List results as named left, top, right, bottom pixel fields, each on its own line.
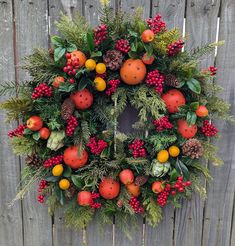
left=94, top=77, right=106, bottom=91
left=52, top=164, right=64, bottom=176
left=168, top=146, right=180, bottom=157
left=59, top=179, right=70, bottom=190
left=157, top=150, right=169, bottom=163
left=96, top=63, right=106, bottom=74
left=85, top=59, right=96, bottom=71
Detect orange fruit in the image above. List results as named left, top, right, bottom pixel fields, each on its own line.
left=70, top=89, right=93, bottom=110
left=70, top=50, right=87, bottom=67
left=177, top=119, right=198, bottom=138
left=59, top=179, right=70, bottom=190
left=152, top=181, right=164, bottom=193
left=141, top=30, right=155, bottom=43
left=53, top=76, right=64, bottom=88
left=99, top=178, right=120, bottom=199
left=157, top=150, right=169, bottom=163
left=52, top=164, right=64, bottom=176
left=85, top=59, right=96, bottom=71
left=126, top=183, right=140, bottom=197
left=120, top=59, right=146, bottom=85
left=196, top=105, right=208, bottom=117
left=94, top=77, right=106, bottom=91
left=168, top=146, right=180, bottom=157
left=96, top=63, right=106, bottom=74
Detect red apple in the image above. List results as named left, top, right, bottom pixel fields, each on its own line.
left=119, top=169, right=134, bottom=185
left=142, top=53, right=155, bottom=65
left=141, top=30, right=155, bottom=43
left=77, top=191, right=92, bottom=206
left=39, top=127, right=51, bottom=139
left=53, top=76, right=65, bottom=88
left=152, top=181, right=164, bottom=194
left=26, top=116, right=43, bottom=131
left=196, top=105, right=208, bottom=117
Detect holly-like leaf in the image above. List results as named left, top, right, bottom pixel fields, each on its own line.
left=55, top=186, right=65, bottom=205
left=54, top=47, right=66, bottom=62
left=63, top=166, right=72, bottom=178
left=86, top=31, right=95, bottom=51
left=78, top=77, right=92, bottom=91
left=190, top=102, right=199, bottom=111
left=176, top=160, right=189, bottom=180
left=24, top=128, right=33, bottom=135
left=51, top=36, right=64, bottom=47
left=186, top=111, right=197, bottom=125
left=169, top=168, right=179, bottom=182
left=71, top=175, right=83, bottom=188
left=58, top=83, right=76, bottom=93
left=32, top=131, right=40, bottom=141
left=91, top=51, right=102, bottom=58
left=44, top=175, right=60, bottom=182
left=138, top=22, right=146, bottom=34
left=143, top=43, right=153, bottom=57
left=67, top=43, right=77, bottom=52
left=186, top=78, right=201, bottom=94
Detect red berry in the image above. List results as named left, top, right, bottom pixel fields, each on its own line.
left=185, top=181, right=191, bottom=186
left=66, top=53, right=71, bottom=59
left=147, top=14, right=166, bottom=34
left=153, top=116, right=173, bottom=132
left=145, top=70, right=164, bottom=93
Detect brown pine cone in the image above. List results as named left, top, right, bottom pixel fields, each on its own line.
left=66, top=185, right=76, bottom=199
left=182, top=138, right=203, bottom=159
left=165, top=74, right=179, bottom=87
left=48, top=48, right=54, bottom=59
left=135, top=176, right=148, bottom=186
left=61, top=98, right=75, bottom=120
left=103, top=50, right=124, bottom=71
left=25, top=154, right=41, bottom=167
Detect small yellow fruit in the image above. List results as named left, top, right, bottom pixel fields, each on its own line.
left=85, top=59, right=96, bottom=71
left=168, top=146, right=180, bottom=157
left=96, top=63, right=106, bottom=74
left=59, top=179, right=70, bottom=190
left=52, top=164, right=64, bottom=176
left=94, top=77, right=106, bottom=91
left=157, top=150, right=169, bottom=163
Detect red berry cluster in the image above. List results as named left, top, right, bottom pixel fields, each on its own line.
left=43, top=154, right=64, bottom=168
left=147, top=14, right=166, bottom=34
left=94, top=24, right=108, bottom=46
left=168, top=40, right=184, bottom=56
left=145, top=70, right=165, bottom=93
left=37, top=180, right=48, bottom=203
left=86, top=137, right=108, bottom=155
left=63, top=53, right=79, bottom=77
left=8, top=124, right=27, bottom=138
left=129, top=196, right=144, bottom=213
left=66, top=115, right=78, bottom=136
left=96, top=72, right=107, bottom=79
left=32, top=83, right=52, bottom=100
left=201, top=120, right=218, bottom=137
left=106, top=79, right=120, bottom=96
left=172, top=176, right=191, bottom=194
left=157, top=183, right=171, bottom=207
left=209, top=66, right=217, bottom=76
left=128, top=139, right=147, bottom=158
left=153, top=116, right=173, bottom=132
left=91, top=192, right=102, bottom=209
left=115, top=39, right=130, bottom=53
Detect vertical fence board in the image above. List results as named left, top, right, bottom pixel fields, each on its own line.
left=152, top=0, right=185, bottom=31
left=14, top=0, right=53, bottom=245
left=202, top=0, right=235, bottom=245
left=84, top=1, right=115, bottom=245
left=145, top=1, right=185, bottom=246
left=0, top=1, right=24, bottom=246
left=173, top=1, right=221, bottom=246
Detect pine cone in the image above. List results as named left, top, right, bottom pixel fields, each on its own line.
left=103, top=50, right=124, bottom=71
left=25, top=154, right=41, bottom=167
left=66, top=185, right=76, bottom=200
left=165, top=74, right=179, bottom=87
left=135, top=176, right=148, bottom=186
left=61, top=98, right=75, bottom=120
left=48, top=48, right=54, bottom=59
left=182, top=138, right=203, bottom=159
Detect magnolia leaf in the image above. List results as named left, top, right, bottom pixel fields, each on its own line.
left=51, top=36, right=64, bottom=47
left=71, top=175, right=83, bottom=188
left=32, top=131, right=40, bottom=141
left=169, top=168, right=179, bottom=182
left=86, top=31, right=95, bottom=51
left=78, top=77, right=89, bottom=91
left=54, top=47, right=66, bottom=62
left=91, top=51, right=102, bottom=58
left=67, top=43, right=77, bottom=52
left=186, top=78, right=201, bottom=94
left=186, top=111, right=197, bottom=125
left=63, top=166, right=72, bottom=178
left=190, top=102, right=199, bottom=111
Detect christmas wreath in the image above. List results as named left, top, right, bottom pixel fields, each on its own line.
left=1, top=2, right=234, bottom=230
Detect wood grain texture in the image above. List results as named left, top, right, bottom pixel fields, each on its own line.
left=13, top=1, right=53, bottom=245
left=0, top=1, right=24, bottom=246
left=152, top=0, right=185, bottom=31
left=202, top=0, right=235, bottom=245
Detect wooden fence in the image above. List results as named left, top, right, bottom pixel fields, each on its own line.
left=0, top=0, right=234, bottom=245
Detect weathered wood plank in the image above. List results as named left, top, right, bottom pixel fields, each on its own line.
left=173, top=1, right=221, bottom=246
left=49, top=0, right=83, bottom=35
left=0, top=1, right=24, bottom=246
left=202, top=0, right=235, bottom=245
left=152, top=0, right=186, bottom=31
left=14, top=0, right=53, bottom=245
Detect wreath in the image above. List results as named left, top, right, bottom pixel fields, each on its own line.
left=1, top=2, right=234, bottom=230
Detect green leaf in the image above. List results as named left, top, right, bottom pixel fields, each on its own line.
left=75, top=68, right=87, bottom=79
left=176, top=160, right=189, bottom=180
left=138, top=22, right=146, bottom=34
left=143, top=43, right=153, bottom=57
left=63, top=166, right=72, bottom=178
left=55, top=186, right=64, bottom=205
left=131, top=42, right=137, bottom=52
left=51, top=36, right=64, bottom=47
left=169, top=168, right=179, bottom=182
left=91, top=51, right=102, bottom=58
left=186, top=111, right=197, bottom=125
left=32, top=131, right=40, bottom=141
left=129, top=30, right=138, bottom=37
left=24, top=128, right=33, bottom=135
left=176, top=81, right=185, bottom=88
left=186, top=78, right=201, bottom=94
left=77, top=77, right=90, bottom=91
left=54, top=47, right=66, bottom=62
left=45, top=175, right=60, bottom=182
left=128, top=51, right=137, bottom=59
left=58, top=83, right=76, bottom=93
left=190, top=102, right=199, bottom=111
left=71, top=175, right=83, bottom=188
left=86, top=31, right=95, bottom=51
left=100, top=146, right=110, bottom=159
left=67, top=43, right=77, bottom=52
